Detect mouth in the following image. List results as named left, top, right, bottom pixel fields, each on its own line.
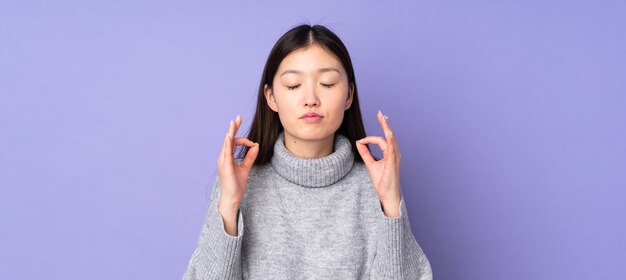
left=300, top=112, right=323, bottom=123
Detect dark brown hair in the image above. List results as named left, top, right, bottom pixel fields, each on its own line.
left=236, top=24, right=373, bottom=165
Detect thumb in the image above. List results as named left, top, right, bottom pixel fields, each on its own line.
left=242, top=142, right=259, bottom=169
left=355, top=140, right=375, bottom=166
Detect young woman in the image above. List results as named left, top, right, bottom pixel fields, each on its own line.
left=183, top=24, right=432, bottom=280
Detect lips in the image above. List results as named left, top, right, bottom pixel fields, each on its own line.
left=300, top=112, right=322, bottom=118
left=300, top=112, right=323, bottom=123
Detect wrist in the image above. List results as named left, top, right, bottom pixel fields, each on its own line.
left=380, top=197, right=401, bottom=218
left=218, top=198, right=240, bottom=215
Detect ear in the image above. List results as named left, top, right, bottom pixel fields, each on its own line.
left=264, top=84, right=279, bottom=112
left=344, top=83, right=354, bottom=110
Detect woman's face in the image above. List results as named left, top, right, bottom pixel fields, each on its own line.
left=264, top=44, right=354, bottom=142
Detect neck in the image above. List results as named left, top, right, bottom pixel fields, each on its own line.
left=271, top=130, right=355, bottom=188
left=283, top=131, right=335, bottom=159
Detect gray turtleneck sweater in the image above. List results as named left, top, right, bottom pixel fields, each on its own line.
left=182, top=131, right=432, bottom=279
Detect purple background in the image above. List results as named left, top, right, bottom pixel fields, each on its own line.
left=1, top=1, right=625, bottom=279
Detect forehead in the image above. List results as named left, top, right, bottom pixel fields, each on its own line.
left=277, top=45, right=344, bottom=73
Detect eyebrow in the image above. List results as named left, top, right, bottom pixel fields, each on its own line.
left=280, top=67, right=341, bottom=77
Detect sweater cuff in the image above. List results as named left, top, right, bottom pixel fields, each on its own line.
left=200, top=200, right=244, bottom=278
left=376, top=195, right=408, bottom=278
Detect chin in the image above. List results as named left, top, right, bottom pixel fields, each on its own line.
left=287, top=128, right=331, bottom=141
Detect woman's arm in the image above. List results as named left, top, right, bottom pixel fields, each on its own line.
left=182, top=175, right=244, bottom=280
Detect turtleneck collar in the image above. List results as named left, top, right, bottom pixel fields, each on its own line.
left=270, top=131, right=355, bottom=188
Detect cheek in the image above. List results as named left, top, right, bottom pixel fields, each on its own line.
left=274, top=95, right=299, bottom=119
left=324, top=95, right=349, bottom=123
left=325, top=88, right=350, bottom=107
left=273, top=91, right=298, bottom=108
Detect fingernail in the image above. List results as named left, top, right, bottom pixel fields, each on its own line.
left=236, top=114, right=241, bottom=120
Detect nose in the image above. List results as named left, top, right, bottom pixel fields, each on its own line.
left=303, top=82, right=320, bottom=107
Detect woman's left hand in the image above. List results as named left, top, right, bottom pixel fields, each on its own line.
left=355, top=110, right=402, bottom=218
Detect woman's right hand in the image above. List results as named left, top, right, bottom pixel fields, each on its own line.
left=217, top=115, right=259, bottom=221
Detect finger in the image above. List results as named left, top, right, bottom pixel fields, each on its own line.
left=223, top=134, right=234, bottom=172
left=359, top=135, right=397, bottom=162
left=357, top=136, right=388, bottom=153
left=219, top=134, right=232, bottom=172
left=355, top=139, right=376, bottom=166
left=225, top=118, right=237, bottom=154
left=233, top=114, right=242, bottom=139
left=228, top=118, right=236, bottom=140
left=242, top=141, right=260, bottom=169
left=232, top=137, right=255, bottom=154
left=233, top=137, right=255, bottom=147
left=230, top=116, right=244, bottom=154
left=228, top=115, right=241, bottom=140
left=377, top=110, right=395, bottom=144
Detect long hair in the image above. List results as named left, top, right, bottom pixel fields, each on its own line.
left=236, top=24, right=373, bottom=165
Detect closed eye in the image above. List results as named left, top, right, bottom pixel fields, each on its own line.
left=286, top=84, right=335, bottom=90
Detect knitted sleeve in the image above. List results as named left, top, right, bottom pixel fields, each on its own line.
left=182, top=175, right=244, bottom=280
left=370, top=194, right=433, bottom=280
